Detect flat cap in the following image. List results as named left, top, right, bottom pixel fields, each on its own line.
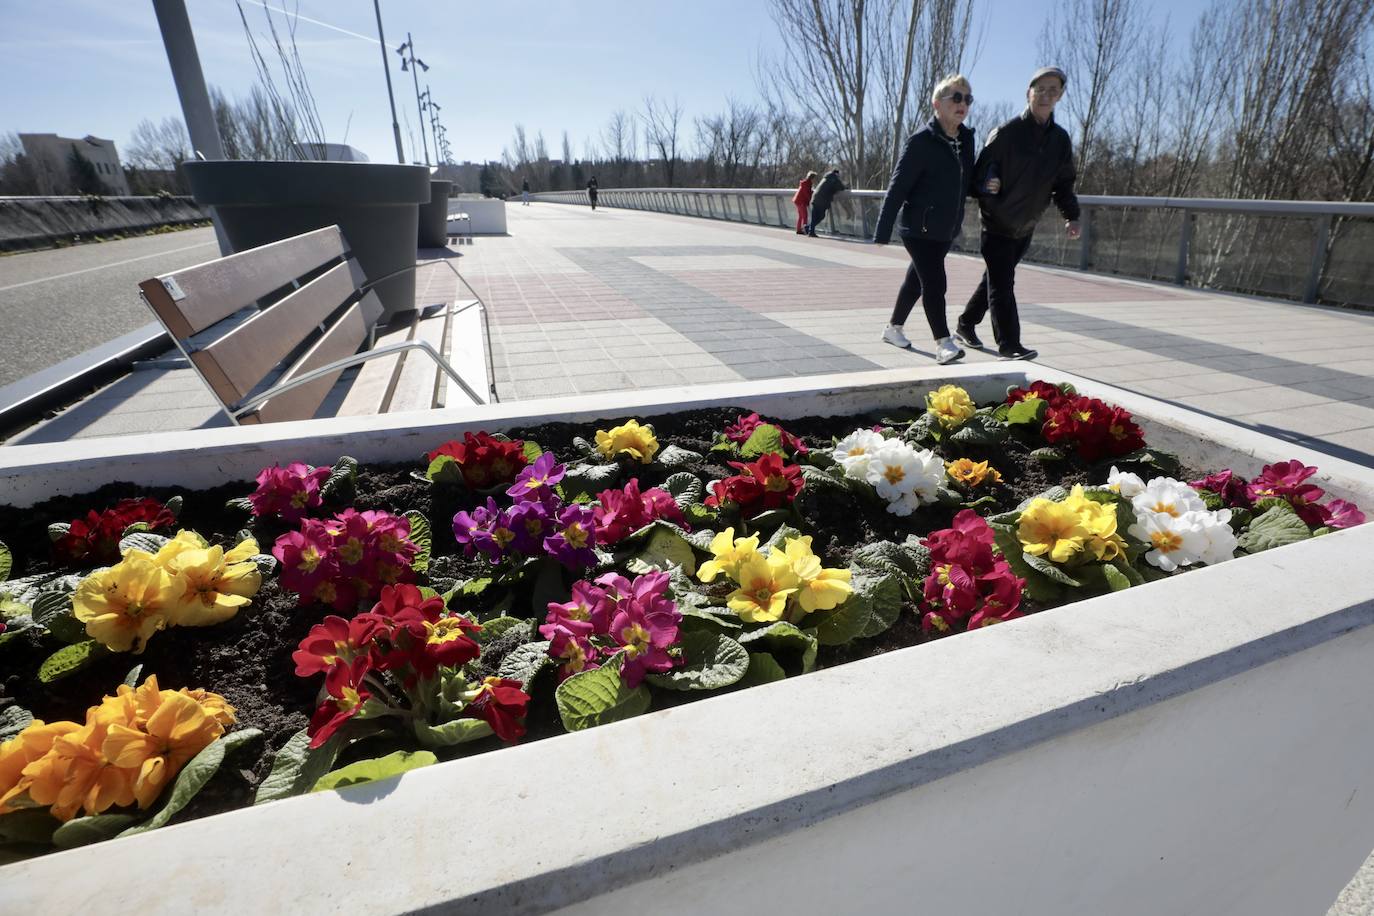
left=1029, top=66, right=1067, bottom=87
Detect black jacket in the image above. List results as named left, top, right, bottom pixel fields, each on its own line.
left=974, top=109, right=1080, bottom=238
left=811, top=170, right=846, bottom=207
left=874, top=119, right=977, bottom=244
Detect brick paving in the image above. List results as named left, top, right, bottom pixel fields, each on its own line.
left=458, top=203, right=1374, bottom=467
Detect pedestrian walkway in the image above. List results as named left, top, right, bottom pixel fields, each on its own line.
left=465, top=203, right=1374, bottom=466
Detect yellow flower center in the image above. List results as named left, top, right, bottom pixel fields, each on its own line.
left=291, top=490, right=309, bottom=508
left=567, top=605, right=590, bottom=621
left=564, top=524, right=588, bottom=549
left=314, top=582, right=337, bottom=603
left=426, top=617, right=468, bottom=645
left=620, top=622, right=651, bottom=657
left=765, top=474, right=789, bottom=493
left=299, top=546, right=322, bottom=573
left=883, top=465, right=905, bottom=485
left=1151, top=501, right=1179, bottom=518
left=1150, top=530, right=1184, bottom=553
left=493, top=527, right=515, bottom=547
left=338, top=538, right=364, bottom=565
left=847, top=446, right=866, bottom=456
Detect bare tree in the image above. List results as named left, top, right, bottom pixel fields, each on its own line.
left=641, top=94, right=685, bottom=185
left=235, top=0, right=328, bottom=156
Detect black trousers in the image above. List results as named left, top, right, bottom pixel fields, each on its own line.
left=807, top=200, right=830, bottom=233
left=891, top=236, right=954, bottom=339
left=588, top=192, right=598, bottom=210
left=959, top=230, right=1033, bottom=354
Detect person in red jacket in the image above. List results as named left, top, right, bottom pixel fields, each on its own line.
left=792, top=171, right=817, bottom=234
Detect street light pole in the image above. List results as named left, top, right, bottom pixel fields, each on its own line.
left=372, top=0, right=405, bottom=164
left=396, top=33, right=430, bottom=166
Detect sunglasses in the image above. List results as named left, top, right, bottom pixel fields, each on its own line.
left=941, top=91, right=973, bottom=105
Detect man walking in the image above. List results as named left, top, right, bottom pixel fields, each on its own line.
left=806, top=168, right=846, bottom=237
left=954, top=66, right=1080, bottom=360
left=521, top=178, right=530, bottom=206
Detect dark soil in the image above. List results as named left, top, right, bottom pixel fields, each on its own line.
left=0, top=404, right=1197, bottom=826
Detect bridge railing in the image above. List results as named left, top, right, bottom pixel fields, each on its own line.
left=531, top=188, right=1374, bottom=309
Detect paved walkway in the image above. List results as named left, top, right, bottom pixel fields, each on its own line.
left=465, top=203, right=1374, bottom=467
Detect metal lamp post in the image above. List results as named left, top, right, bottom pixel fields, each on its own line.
left=395, top=34, right=430, bottom=166
left=372, top=0, right=405, bottom=164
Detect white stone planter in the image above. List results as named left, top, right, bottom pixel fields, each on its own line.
left=2, top=365, right=1372, bottom=916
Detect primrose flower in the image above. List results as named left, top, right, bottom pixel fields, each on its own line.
left=1247, top=460, right=1330, bottom=525
left=1190, top=469, right=1253, bottom=509
left=545, top=504, right=599, bottom=569
left=102, top=689, right=231, bottom=809
left=505, top=498, right=553, bottom=553
left=1127, top=510, right=1208, bottom=572
left=248, top=462, right=330, bottom=522
left=308, top=656, right=376, bottom=748
left=72, top=553, right=181, bottom=653
left=1131, top=478, right=1206, bottom=520
left=832, top=428, right=886, bottom=479
left=545, top=624, right=600, bottom=681
left=864, top=440, right=944, bottom=516
left=696, top=527, right=761, bottom=583
left=1006, top=380, right=1068, bottom=408
left=920, top=511, right=1025, bottom=635
left=543, top=579, right=614, bottom=639
left=1106, top=466, right=1146, bottom=499
left=162, top=535, right=262, bottom=628
left=426, top=431, right=528, bottom=488
left=781, top=536, right=853, bottom=615
left=20, top=718, right=136, bottom=821
left=593, top=479, right=686, bottom=544
left=507, top=452, right=566, bottom=502
left=1325, top=499, right=1367, bottom=530
left=724, top=413, right=809, bottom=455
left=0, top=721, right=81, bottom=815
left=1017, top=496, right=1089, bottom=565
left=607, top=574, right=682, bottom=687
left=706, top=452, right=803, bottom=516
left=727, top=553, right=801, bottom=623
left=595, top=419, right=660, bottom=464
left=1061, top=486, right=1127, bottom=562
left=966, top=569, right=1027, bottom=629
left=466, top=677, right=531, bottom=743
left=292, top=613, right=386, bottom=677
left=947, top=458, right=1002, bottom=489
left=274, top=519, right=338, bottom=597
left=52, top=498, right=177, bottom=568
left=1195, top=509, right=1239, bottom=565
left=926, top=384, right=976, bottom=427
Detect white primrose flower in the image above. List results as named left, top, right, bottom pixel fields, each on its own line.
left=863, top=441, right=944, bottom=516
left=833, top=428, right=887, bottom=480
left=1131, top=477, right=1206, bottom=520
left=1128, top=510, right=1209, bottom=572
left=906, top=447, right=946, bottom=505
left=1106, top=466, right=1146, bottom=498
left=1195, top=508, right=1238, bottom=566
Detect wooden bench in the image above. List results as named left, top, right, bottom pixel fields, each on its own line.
left=137, top=225, right=494, bottom=425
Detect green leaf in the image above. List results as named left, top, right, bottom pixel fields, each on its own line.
left=556, top=660, right=651, bottom=731
left=800, top=464, right=850, bottom=494
left=852, top=540, right=930, bottom=581
left=1099, top=563, right=1134, bottom=592
left=815, top=571, right=902, bottom=646
left=949, top=414, right=1009, bottom=446
left=164, top=494, right=183, bottom=518
left=560, top=462, right=621, bottom=497
left=321, top=456, right=359, bottom=503
left=38, top=640, right=108, bottom=684
left=255, top=728, right=347, bottom=805
left=52, top=813, right=143, bottom=849
left=120, top=728, right=262, bottom=836
left=992, top=528, right=1063, bottom=603
left=763, top=524, right=807, bottom=552
left=477, top=616, right=533, bottom=643
left=1238, top=505, right=1312, bottom=553
left=1006, top=397, right=1047, bottom=425
left=31, top=590, right=72, bottom=628
left=0, top=615, right=32, bottom=646
left=47, top=522, right=71, bottom=543
left=657, top=444, right=703, bottom=466
left=663, top=472, right=704, bottom=511
left=119, top=531, right=171, bottom=555
left=225, top=495, right=255, bottom=513
left=646, top=631, right=749, bottom=691
left=1113, top=447, right=1181, bottom=477
left=497, top=640, right=554, bottom=686
left=740, top=424, right=785, bottom=458
left=311, top=750, right=437, bottom=793
left=413, top=718, right=493, bottom=748
left=0, top=540, right=10, bottom=582
left=1020, top=552, right=1084, bottom=587
left=122, top=664, right=144, bottom=688
left=403, top=510, right=432, bottom=573
left=521, top=440, right=545, bottom=463
left=737, top=652, right=788, bottom=687
left=1030, top=446, right=1066, bottom=462
left=0, top=705, right=34, bottom=741
left=426, top=454, right=465, bottom=486
left=0, top=810, right=60, bottom=846
left=627, top=525, right=698, bottom=575
left=736, top=621, right=818, bottom=674
left=572, top=435, right=599, bottom=458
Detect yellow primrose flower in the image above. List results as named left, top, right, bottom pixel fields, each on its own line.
left=926, top=385, right=976, bottom=428
left=0, top=720, right=81, bottom=814
left=595, top=419, right=660, bottom=464
left=947, top=458, right=1003, bottom=488
left=22, top=716, right=137, bottom=821
left=103, top=689, right=229, bottom=809
left=1017, top=497, right=1089, bottom=565
left=781, top=536, right=853, bottom=615
left=72, top=554, right=182, bottom=653
left=727, top=553, right=800, bottom=623
left=163, top=536, right=262, bottom=628
left=696, top=527, right=761, bottom=583
left=150, top=530, right=209, bottom=566
left=1061, top=486, right=1127, bottom=562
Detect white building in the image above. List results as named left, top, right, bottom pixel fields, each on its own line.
left=18, top=133, right=131, bottom=196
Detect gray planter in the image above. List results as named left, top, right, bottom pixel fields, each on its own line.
left=419, top=179, right=453, bottom=248
left=184, top=161, right=430, bottom=321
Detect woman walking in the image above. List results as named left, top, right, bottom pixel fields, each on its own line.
left=872, top=74, right=996, bottom=365
left=792, top=171, right=816, bottom=234
left=587, top=176, right=599, bottom=211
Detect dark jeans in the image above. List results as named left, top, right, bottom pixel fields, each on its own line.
left=959, top=230, right=1034, bottom=354
left=588, top=192, right=598, bottom=210
left=807, top=200, right=830, bottom=233
left=891, top=236, right=954, bottom=339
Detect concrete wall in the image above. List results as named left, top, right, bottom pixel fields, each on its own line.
left=0, top=195, right=207, bottom=252
left=448, top=197, right=507, bottom=234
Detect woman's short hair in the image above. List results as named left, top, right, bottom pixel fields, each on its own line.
left=805, top=170, right=818, bottom=181
left=931, top=74, right=972, bottom=105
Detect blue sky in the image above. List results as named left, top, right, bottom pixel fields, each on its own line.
left=0, top=0, right=1205, bottom=166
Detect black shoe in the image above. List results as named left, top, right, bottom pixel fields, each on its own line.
left=998, top=346, right=1038, bottom=361
left=953, top=324, right=983, bottom=349
left=806, top=231, right=818, bottom=237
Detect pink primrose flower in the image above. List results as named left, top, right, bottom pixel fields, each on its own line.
left=1324, top=499, right=1367, bottom=529
left=249, top=462, right=330, bottom=522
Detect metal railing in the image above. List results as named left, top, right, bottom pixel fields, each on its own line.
left=532, top=188, right=1374, bottom=308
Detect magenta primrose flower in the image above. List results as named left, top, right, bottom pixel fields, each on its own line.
left=508, top=453, right=565, bottom=502
left=453, top=498, right=516, bottom=564
left=1324, top=499, right=1367, bottom=529
left=601, top=571, right=682, bottom=687
left=505, top=498, right=553, bottom=553
left=249, top=461, right=330, bottom=522
left=542, top=579, right=614, bottom=640
left=544, top=504, right=598, bottom=569
left=1189, top=469, right=1253, bottom=509
left=593, top=478, right=687, bottom=544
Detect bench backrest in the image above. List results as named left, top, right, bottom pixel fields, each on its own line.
left=139, top=226, right=383, bottom=424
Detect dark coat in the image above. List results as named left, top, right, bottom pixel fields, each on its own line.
left=873, top=118, right=977, bottom=244
left=974, top=109, right=1080, bottom=238
left=811, top=170, right=846, bottom=207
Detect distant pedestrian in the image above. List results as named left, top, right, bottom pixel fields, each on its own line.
left=873, top=74, right=984, bottom=365
left=792, top=171, right=817, bottom=234
left=587, top=176, right=599, bottom=211
left=806, top=168, right=845, bottom=236
left=954, top=66, right=1081, bottom=361
left=521, top=178, right=530, bottom=206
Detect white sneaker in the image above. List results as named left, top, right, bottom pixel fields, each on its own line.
left=882, top=324, right=912, bottom=348
left=935, top=337, right=965, bottom=365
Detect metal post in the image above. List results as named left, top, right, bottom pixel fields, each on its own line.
left=1175, top=210, right=1193, bottom=286
left=1304, top=214, right=1333, bottom=303
left=405, top=33, right=430, bottom=165
left=1078, top=207, right=1093, bottom=271
left=372, top=0, right=405, bottom=164
left=150, top=0, right=232, bottom=255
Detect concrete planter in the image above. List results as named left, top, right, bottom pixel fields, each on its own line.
left=2, top=364, right=1372, bottom=916
left=183, top=161, right=430, bottom=321
left=418, top=179, right=453, bottom=247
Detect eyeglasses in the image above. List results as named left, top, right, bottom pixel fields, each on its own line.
left=941, top=91, right=973, bottom=105
left=1031, top=85, right=1063, bottom=98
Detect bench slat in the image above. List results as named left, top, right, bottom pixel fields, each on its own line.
left=252, top=300, right=371, bottom=424
left=194, top=259, right=367, bottom=401
left=140, top=226, right=349, bottom=338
